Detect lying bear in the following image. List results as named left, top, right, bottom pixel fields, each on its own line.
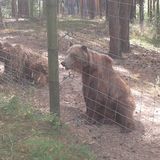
left=61, top=44, right=136, bottom=131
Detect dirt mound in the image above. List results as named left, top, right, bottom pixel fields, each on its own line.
left=0, top=41, right=48, bottom=87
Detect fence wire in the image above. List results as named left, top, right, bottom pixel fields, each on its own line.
left=0, top=0, right=159, bottom=160
left=57, top=1, right=160, bottom=160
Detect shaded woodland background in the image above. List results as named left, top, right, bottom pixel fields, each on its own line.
left=0, top=0, right=159, bottom=53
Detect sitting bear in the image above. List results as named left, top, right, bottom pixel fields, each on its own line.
left=61, top=44, right=136, bottom=131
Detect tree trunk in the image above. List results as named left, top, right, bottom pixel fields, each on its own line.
left=12, top=0, right=18, bottom=21
left=130, top=0, right=136, bottom=22
left=149, top=0, right=153, bottom=21
left=108, top=0, right=121, bottom=57
left=105, top=0, right=108, bottom=20
left=99, top=0, right=102, bottom=18
left=156, top=0, right=160, bottom=38
left=95, top=0, right=102, bottom=17
left=108, top=0, right=131, bottom=56
left=29, top=0, right=34, bottom=18
left=88, top=0, right=95, bottom=19
left=153, top=0, right=156, bottom=15
left=0, top=6, right=3, bottom=23
left=139, top=0, right=144, bottom=28
left=119, top=0, right=131, bottom=53
left=95, top=0, right=98, bottom=16
left=18, top=0, right=29, bottom=18
left=148, top=0, right=150, bottom=17
left=80, top=0, right=84, bottom=18
left=42, top=0, right=46, bottom=19
left=46, top=0, right=60, bottom=115
left=157, top=0, right=160, bottom=15
left=38, top=0, right=41, bottom=17
left=12, top=0, right=16, bottom=17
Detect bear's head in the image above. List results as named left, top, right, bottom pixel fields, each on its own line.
left=61, top=44, right=89, bottom=72
left=61, top=44, right=113, bottom=74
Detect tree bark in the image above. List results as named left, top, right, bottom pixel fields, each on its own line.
left=46, top=0, right=60, bottom=115
left=148, top=0, right=150, bottom=17
left=12, top=0, right=16, bottom=17
left=139, top=0, right=144, bottom=29
left=42, top=0, right=46, bottom=18
left=98, top=0, right=102, bottom=18
left=149, top=0, right=153, bottom=21
left=157, top=0, right=160, bottom=15
left=0, top=6, right=3, bottom=23
left=156, top=0, right=160, bottom=38
left=153, top=0, right=156, bottom=15
left=29, top=0, right=34, bottom=18
left=88, top=0, right=95, bottom=19
left=119, top=0, right=132, bottom=53
left=105, top=0, right=108, bottom=20
left=108, top=0, right=132, bottom=56
left=108, top=0, right=121, bottom=57
left=18, top=0, right=29, bottom=18
left=12, top=0, right=17, bottom=17
left=130, top=0, right=136, bottom=22
left=80, top=0, right=84, bottom=18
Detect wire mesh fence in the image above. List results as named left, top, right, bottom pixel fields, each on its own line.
left=58, top=37, right=160, bottom=160
left=57, top=1, right=160, bottom=160
left=0, top=0, right=160, bottom=160
left=0, top=39, right=49, bottom=113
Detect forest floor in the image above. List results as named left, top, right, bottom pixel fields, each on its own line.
left=0, top=18, right=160, bottom=160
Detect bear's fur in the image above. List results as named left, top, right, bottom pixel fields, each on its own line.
left=61, top=44, right=136, bottom=130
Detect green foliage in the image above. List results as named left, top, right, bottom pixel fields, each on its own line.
left=1, top=0, right=11, bottom=18
left=1, top=96, right=34, bottom=118
left=25, top=137, right=95, bottom=160
left=0, top=93, right=96, bottom=160
left=131, top=22, right=160, bottom=48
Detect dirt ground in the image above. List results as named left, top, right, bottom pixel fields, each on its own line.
left=0, top=20, right=160, bottom=160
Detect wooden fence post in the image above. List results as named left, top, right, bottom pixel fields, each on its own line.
left=46, top=0, right=60, bottom=116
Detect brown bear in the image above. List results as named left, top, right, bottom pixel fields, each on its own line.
left=61, top=44, right=136, bottom=131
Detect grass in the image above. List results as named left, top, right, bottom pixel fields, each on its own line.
left=131, top=22, right=160, bottom=49
left=0, top=93, right=95, bottom=160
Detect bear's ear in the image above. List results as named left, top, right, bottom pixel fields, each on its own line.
left=69, top=42, right=73, bottom=47
left=81, top=45, right=88, bottom=53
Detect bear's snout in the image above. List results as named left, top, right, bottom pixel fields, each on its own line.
left=61, top=61, right=69, bottom=70
left=61, top=61, right=65, bottom=67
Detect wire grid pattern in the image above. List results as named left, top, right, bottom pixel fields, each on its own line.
left=58, top=1, right=160, bottom=160
left=0, top=41, right=49, bottom=110
left=59, top=44, right=160, bottom=159
left=61, top=49, right=135, bottom=128
left=0, top=1, right=159, bottom=160
left=59, top=40, right=160, bottom=159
